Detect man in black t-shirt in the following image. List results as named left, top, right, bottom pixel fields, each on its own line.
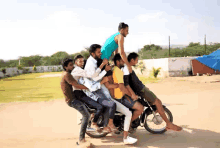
left=121, top=52, right=182, bottom=132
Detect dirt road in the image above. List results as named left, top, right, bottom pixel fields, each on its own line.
left=1, top=79, right=220, bottom=148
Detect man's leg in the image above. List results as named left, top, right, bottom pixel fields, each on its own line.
left=80, top=96, right=104, bottom=132
left=120, top=96, right=144, bottom=131
left=140, top=87, right=182, bottom=131
left=68, top=99, right=91, bottom=143
left=97, top=97, right=117, bottom=131
left=112, top=99, right=133, bottom=137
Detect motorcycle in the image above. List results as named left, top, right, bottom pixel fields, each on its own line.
left=80, top=96, right=173, bottom=138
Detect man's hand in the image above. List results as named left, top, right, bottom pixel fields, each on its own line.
left=105, top=65, right=112, bottom=71
left=102, top=59, right=108, bottom=65
left=131, top=94, right=139, bottom=101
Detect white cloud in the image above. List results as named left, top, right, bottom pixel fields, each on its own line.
left=0, top=11, right=115, bottom=60
left=137, top=12, right=168, bottom=23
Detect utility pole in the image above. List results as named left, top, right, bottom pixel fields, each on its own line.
left=169, top=36, right=170, bottom=57
left=204, top=34, right=206, bottom=54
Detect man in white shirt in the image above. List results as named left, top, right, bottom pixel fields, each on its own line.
left=84, top=44, right=137, bottom=144
left=72, top=54, right=118, bottom=133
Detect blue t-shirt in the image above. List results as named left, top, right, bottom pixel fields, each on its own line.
left=101, top=32, right=120, bottom=60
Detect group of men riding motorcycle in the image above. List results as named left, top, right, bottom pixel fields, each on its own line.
left=60, top=22, right=182, bottom=147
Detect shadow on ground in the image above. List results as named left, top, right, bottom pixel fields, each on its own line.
left=95, top=128, right=220, bottom=148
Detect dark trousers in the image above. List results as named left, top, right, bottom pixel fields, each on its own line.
left=68, top=99, right=90, bottom=141
left=68, top=90, right=104, bottom=141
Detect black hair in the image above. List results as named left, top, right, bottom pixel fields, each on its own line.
left=113, top=53, right=122, bottom=66
left=118, top=22, right=129, bottom=31
left=62, top=58, right=73, bottom=71
left=128, top=52, right=139, bottom=62
left=74, top=54, right=84, bottom=63
left=89, top=44, right=101, bottom=55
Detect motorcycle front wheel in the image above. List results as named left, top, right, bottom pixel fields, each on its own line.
left=144, top=106, right=173, bottom=134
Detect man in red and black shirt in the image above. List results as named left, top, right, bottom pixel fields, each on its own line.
left=61, top=58, right=102, bottom=148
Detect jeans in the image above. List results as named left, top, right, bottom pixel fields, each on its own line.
left=80, top=96, right=104, bottom=123
left=98, top=84, right=132, bottom=131
left=94, top=87, right=116, bottom=127
left=68, top=99, right=90, bottom=141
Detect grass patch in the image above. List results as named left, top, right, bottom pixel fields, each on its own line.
left=0, top=72, right=160, bottom=103
left=138, top=75, right=160, bottom=84
left=0, top=72, right=64, bottom=103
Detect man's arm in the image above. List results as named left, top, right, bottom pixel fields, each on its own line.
left=104, top=82, right=119, bottom=89
left=84, top=59, right=108, bottom=81
left=114, top=48, right=118, bottom=55
left=65, top=73, right=88, bottom=89
left=118, top=83, right=131, bottom=97
left=118, top=34, right=132, bottom=73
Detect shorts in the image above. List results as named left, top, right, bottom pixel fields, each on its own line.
left=116, top=95, right=136, bottom=109
left=139, top=87, right=157, bottom=105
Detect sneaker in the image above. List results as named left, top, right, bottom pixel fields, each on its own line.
left=123, top=136, right=138, bottom=144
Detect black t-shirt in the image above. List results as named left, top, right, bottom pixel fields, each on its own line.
left=122, top=65, right=145, bottom=94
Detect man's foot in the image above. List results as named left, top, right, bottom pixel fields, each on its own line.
left=128, top=127, right=137, bottom=134
left=108, top=124, right=119, bottom=133
left=92, top=123, right=102, bottom=133
left=102, top=127, right=111, bottom=133
left=166, top=123, right=182, bottom=131
left=123, top=136, right=138, bottom=144
left=76, top=140, right=94, bottom=148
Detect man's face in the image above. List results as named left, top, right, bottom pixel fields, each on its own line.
left=121, top=27, right=129, bottom=37
left=65, top=62, right=74, bottom=72
left=118, top=59, right=125, bottom=68
left=92, top=48, right=102, bottom=59
left=133, top=57, right=139, bottom=66
left=75, top=58, right=84, bottom=68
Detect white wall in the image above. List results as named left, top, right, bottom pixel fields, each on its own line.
left=133, top=56, right=199, bottom=78
left=0, top=65, right=63, bottom=78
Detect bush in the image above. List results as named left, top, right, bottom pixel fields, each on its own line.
left=33, top=65, right=37, bottom=71
left=17, top=65, right=23, bottom=70
left=152, top=67, right=161, bottom=78
left=137, top=61, right=146, bottom=74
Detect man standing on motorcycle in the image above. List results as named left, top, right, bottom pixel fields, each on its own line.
left=122, top=52, right=182, bottom=132
left=112, top=53, right=145, bottom=144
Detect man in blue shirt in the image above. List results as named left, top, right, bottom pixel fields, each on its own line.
left=101, top=22, right=133, bottom=74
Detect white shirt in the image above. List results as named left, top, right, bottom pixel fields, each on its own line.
left=71, top=64, right=101, bottom=101
left=71, top=65, right=101, bottom=92
left=121, top=64, right=130, bottom=76
left=84, top=55, right=107, bottom=82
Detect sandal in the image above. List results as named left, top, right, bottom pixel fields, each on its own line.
left=108, top=125, right=119, bottom=133
left=102, top=127, right=111, bottom=134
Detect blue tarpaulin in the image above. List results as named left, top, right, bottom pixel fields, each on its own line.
left=195, top=49, right=220, bottom=71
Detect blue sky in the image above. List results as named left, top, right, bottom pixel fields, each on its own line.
left=0, top=0, right=219, bottom=60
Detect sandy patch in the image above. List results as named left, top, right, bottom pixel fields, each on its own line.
left=1, top=80, right=220, bottom=148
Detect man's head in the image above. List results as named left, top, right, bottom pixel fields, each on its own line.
left=113, top=53, right=124, bottom=68
left=89, top=44, right=102, bottom=59
left=118, top=22, right=129, bottom=37
left=62, top=58, right=74, bottom=72
left=74, top=54, right=84, bottom=68
left=128, top=52, right=139, bottom=66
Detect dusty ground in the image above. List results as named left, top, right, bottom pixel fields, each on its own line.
left=1, top=75, right=220, bottom=148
